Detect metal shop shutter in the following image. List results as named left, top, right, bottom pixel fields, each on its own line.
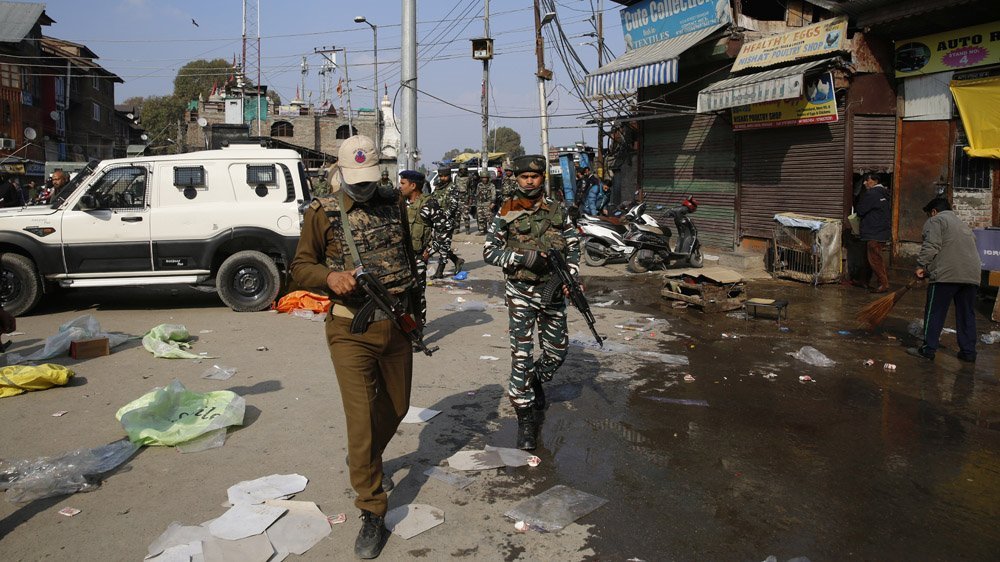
left=738, top=102, right=846, bottom=239
left=852, top=115, right=896, bottom=173
left=641, top=113, right=737, bottom=249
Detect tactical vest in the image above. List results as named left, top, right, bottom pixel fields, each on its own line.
left=455, top=176, right=470, bottom=194
left=406, top=193, right=434, bottom=252
left=318, top=194, right=414, bottom=300
left=502, top=202, right=568, bottom=282
left=476, top=182, right=495, bottom=204
left=432, top=183, right=450, bottom=207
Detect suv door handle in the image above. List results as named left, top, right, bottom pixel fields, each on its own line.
left=121, top=216, right=143, bottom=222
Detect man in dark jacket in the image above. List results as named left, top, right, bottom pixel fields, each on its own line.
left=856, top=173, right=891, bottom=293
left=908, top=197, right=981, bottom=362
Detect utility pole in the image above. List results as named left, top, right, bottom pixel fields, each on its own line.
left=481, top=0, right=490, bottom=176
left=300, top=56, right=309, bottom=104
left=314, top=47, right=354, bottom=132
left=596, top=0, right=605, bottom=182
left=534, top=0, right=554, bottom=196
left=400, top=0, right=418, bottom=169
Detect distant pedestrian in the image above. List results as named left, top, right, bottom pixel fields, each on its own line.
left=856, top=173, right=891, bottom=293
left=0, top=176, right=25, bottom=207
left=907, top=197, right=981, bottom=362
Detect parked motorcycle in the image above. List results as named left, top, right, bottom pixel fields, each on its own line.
left=578, top=212, right=634, bottom=266
left=624, top=196, right=703, bottom=272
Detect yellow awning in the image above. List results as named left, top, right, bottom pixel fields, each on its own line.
left=452, top=151, right=506, bottom=163
left=950, top=77, right=1000, bottom=159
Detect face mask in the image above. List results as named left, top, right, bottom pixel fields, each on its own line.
left=516, top=185, right=543, bottom=199
left=341, top=180, right=378, bottom=202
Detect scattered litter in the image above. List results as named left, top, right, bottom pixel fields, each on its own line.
left=482, top=333, right=492, bottom=337
left=58, top=507, right=81, bottom=517
left=443, top=298, right=488, bottom=312
left=569, top=334, right=689, bottom=366
left=453, top=271, right=469, bottom=281
left=837, top=330, right=851, bottom=336
left=465, top=391, right=476, bottom=396
left=51, top=410, right=68, bottom=417
left=423, top=466, right=474, bottom=489
left=447, top=289, right=473, bottom=295
left=385, top=504, right=445, bottom=539
left=209, top=503, right=287, bottom=541
left=514, top=520, right=531, bottom=532
left=0, top=364, right=75, bottom=398
left=201, top=533, right=274, bottom=562
left=593, top=300, right=615, bottom=308
left=143, top=324, right=208, bottom=359
left=941, top=327, right=956, bottom=335
left=798, top=375, right=814, bottom=383
left=289, top=309, right=315, bottom=319
left=227, top=474, right=308, bottom=506
left=527, top=456, right=541, bottom=467
left=327, top=513, right=347, bottom=525
left=788, top=346, right=836, bottom=367
left=980, top=331, right=1000, bottom=344
left=402, top=406, right=441, bottom=424
left=446, top=450, right=505, bottom=471
left=720, top=333, right=740, bottom=339
left=201, top=364, right=237, bottom=380
left=762, top=373, right=778, bottom=380
left=646, top=397, right=709, bottom=407
left=176, top=428, right=228, bottom=454
left=671, top=302, right=689, bottom=309
left=908, top=319, right=923, bottom=337
left=505, top=485, right=608, bottom=532
left=620, top=318, right=665, bottom=332
left=683, top=374, right=696, bottom=382
left=116, top=379, right=245, bottom=447
left=263, top=500, right=332, bottom=556
left=0, top=438, right=140, bottom=504
left=484, top=446, right=534, bottom=468
left=147, top=522, right=212, bottom=558
left=883, top=363, right=896, bottom=371
left=257, top=346, right=269, bottom=351
left=479, top=355, right=500, bottom=361
left=779, top=326, right=791, bottom=333
left=4, top=315, right=131, bottom=365
left=199, top=330, right=214, bottom=334
left=863, top=359, right=875, bottom=367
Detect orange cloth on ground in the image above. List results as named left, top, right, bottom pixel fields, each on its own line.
left=275, top=291, right=332, bottom=313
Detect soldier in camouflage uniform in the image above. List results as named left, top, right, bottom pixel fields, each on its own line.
left=483, top=154, right=580, bottom=451
left=499, top=168, right=517, bottom=203
left=429, top=167, right=465, bottom=279
left=377, top=169, right=394, bottom=190
left=399, top=169, right=448, bottom=326
left=474, top=172, right=496, bottom=234
left=290, top=135, right=412, bottom=558
left=310, top=164, right=335, bottom=197
left=454, top=164, right=473, bottom=234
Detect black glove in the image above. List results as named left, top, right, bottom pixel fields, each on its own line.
left=521, top=250, right=549, bottom=275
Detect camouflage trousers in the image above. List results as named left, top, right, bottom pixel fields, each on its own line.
left=414, top=257, right=428, bottom=326
left=505, top=279, right=568, bottom=408
left=476, top=205, right=493, bottom=233
left=428, top=228, right=454, bottom=266
left=456, top=201, right=472, bottom=232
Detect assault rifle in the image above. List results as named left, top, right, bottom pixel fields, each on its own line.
left=355, top=270, right=439, bottom=356
left=544, top=249, right=603, bottom=347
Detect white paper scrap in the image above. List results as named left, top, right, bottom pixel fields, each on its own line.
left=208, top=503, right=287, bottom=541
left=402, top=406, right=442, bottom=424
left=226, top=474, right=308, bottom=505
left=423, top=466, right=474, bottom=489
left=201, top=534, right=274, bottom=562
left=385, top=504, right=445, bottom=539
left=484, top=445, right=534, bottom=468
left=446, top=449, right=505, bottom=471
left=263, top=500, right=331, bottom=556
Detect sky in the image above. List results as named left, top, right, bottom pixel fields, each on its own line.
left=37, top=0, right=626, bottom=164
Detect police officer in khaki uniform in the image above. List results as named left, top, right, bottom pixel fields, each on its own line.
left=291, top=135, right=414, bottom=559
left=483, top=155, right=580, bottom=451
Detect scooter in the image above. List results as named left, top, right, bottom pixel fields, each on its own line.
left=578, top=213, right=633, bottom=266
left=624, top=196, right=703, bottom=272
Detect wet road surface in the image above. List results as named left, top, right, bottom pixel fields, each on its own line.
left=527, top=275, right=1000, bottom=560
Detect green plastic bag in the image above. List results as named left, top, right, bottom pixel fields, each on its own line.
left=116, top=380, right=245, bottom=446
left=142, top=324, right=206, bottom=359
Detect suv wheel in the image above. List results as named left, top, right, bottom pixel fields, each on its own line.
left=1, top=254, right=42, bottom=317
left=216, top=250, right=281, bottom=312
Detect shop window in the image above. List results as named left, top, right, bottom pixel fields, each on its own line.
left=271, top=121, right=293, bottom=137
left=92, top=102, right=101, bottom=122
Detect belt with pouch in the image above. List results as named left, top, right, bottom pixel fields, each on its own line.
left=331, top=294, right=408, bottom=334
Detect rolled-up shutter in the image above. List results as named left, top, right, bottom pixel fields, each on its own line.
left=852, top=115, right=896, bottom=173
left=641, top=113, right=736, bottom=249
left=738, top=101, right=847, bottom=239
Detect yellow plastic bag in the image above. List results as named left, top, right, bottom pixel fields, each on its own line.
left=0, top=364, right=75, bottom=398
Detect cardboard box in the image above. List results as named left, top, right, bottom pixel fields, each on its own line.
left=69, top=338, right=110, bottom=359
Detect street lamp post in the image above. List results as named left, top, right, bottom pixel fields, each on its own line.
left=355, top=16, right=379, bottom=157
left=534, top=2, right=556, bottom=196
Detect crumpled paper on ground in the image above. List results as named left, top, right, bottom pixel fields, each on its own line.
left=0, top=364, right=75, bottom=398
left=116, top=379, right=244, bottom=446
left=5, top=315, right=130, bottom=364
left=142, top=324, right=206, bottom=359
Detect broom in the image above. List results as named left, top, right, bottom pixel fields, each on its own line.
left=856, top=279, right=919, bottom=329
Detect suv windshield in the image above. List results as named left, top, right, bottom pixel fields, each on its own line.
left=50, top=160, right=99, bottom=208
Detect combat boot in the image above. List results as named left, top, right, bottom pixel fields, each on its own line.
left=531, top=377, right=546, bottom=410
left=431, top=262, right=446, bottom=279
left=514, top=407, right=538, bottom=450
left=452, top=256, right=465, bottom=274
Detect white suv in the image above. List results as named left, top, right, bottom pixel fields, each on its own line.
left=0, top=144, right=312, bottom=316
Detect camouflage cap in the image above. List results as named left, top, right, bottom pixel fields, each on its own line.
left=512, top=155, right=546, bottom=175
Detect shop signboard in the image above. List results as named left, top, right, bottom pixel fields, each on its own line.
left=620, top=0, right=732, bottom=51
left=731, top=17, right=847, bottom=72
left=0, top=163, right=26, bottom=174
left=731, top=72, right=838, bottom=130
left=895, top=21, right=1000, bottom=78
left=974, top=228, right=1000, bottom=271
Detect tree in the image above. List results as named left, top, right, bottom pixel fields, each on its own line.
left=119, top=95, right=145, bottom=111
left=139, top=95, right=187, bottom=153
left=489, top=127, right=524, bottom=158
left=174, top=58, right=233, bottom=101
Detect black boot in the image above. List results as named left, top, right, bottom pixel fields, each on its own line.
left=514, top=407, right=538, bottom=450
left=355, top=510, right=389, bottom=559
left=430, top=262, right=446, bottom=279
left=451, top=254, right=465, bottom=274
left=531, top=377, right=546, bottom=411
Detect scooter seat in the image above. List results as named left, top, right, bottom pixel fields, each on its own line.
left=581, top=215, right=628, bottom=234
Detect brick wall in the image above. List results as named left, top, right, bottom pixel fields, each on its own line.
left=952, top=188, right=993, bottom=229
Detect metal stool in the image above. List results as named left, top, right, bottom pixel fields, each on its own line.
left=745, top=297, right=789, bottom=325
